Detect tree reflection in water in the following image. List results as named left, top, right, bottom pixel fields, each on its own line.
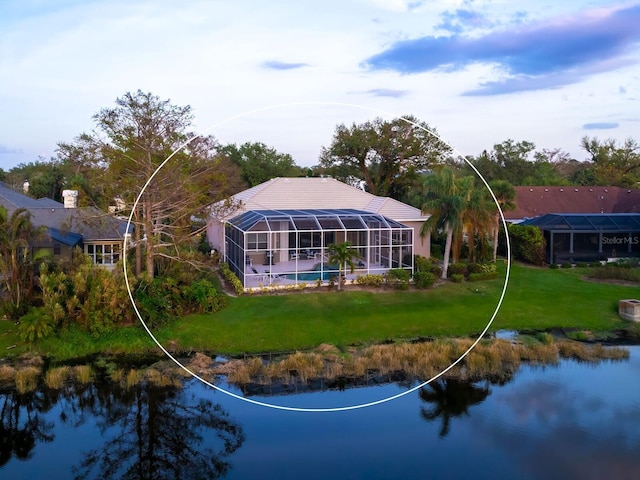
left=0, top=377, right=244, bottom=480
left=0, top=390, right=55, bottom=467
left=419, top=378, right=491, bottom=438
left=71, top=381, right=245, bottom=480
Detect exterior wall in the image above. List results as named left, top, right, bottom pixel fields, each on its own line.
left=404, top=221, right=430, bottom=258
left=206, top=220, right=226, bottom=253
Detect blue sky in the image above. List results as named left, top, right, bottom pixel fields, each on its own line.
left=1, top=0, right=639, bottom=170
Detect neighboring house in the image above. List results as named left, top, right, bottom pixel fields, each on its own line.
left=508, top=186, right=640, bottom=264
left=0, top=181, right=128, bottom=270
left=207, top=177, right=431, bottom=289
left=506, top=186, right=640, bottom=223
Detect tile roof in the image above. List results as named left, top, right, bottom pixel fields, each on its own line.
left=507, top=186, right=640, bottom=220
left=214, top=177, right=428, bottom=222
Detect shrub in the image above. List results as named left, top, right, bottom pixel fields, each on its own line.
left=451, top=274, right=464, bottom=283
left=429, top=264, right=443, bottom=278
left=182, top=279, right=228, bottom=313
left=587, top=265, right=640, bottom=283
left=561, top=263, right=572, bottom=269
left=414, top=271, right=436, bottom=289
left=385, top=269, right=411, bottom=289
left=468, top=272, right=499, bottom=282
left=414, top=255, right=431, bottom=273
left=549, top=263, right=559, bottom=269
left=219, top=262, right=244, bottom=295
left=356, top=274, right=385, bottom=287
left=468, top=263, right=496, bottom=274
left=18, top=308, right=55, bottom=342
left=447, top=263, right=468, bottom=277
left=508, top=224, right=546, bottom=266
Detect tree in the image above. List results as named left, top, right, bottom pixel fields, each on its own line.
left=461, top=180, right=495, bottom=263
left=487, top=180, right=516, bottom=262
left=580, top=136, right=640, bottom=187
left=419, top=169, right=467, bottom=279
left=0, top=207, right=46, bottom=319
left=327, top=241, right=357, bottom=291
left=319, top=115, right=451, bottom=198
left=61, top=90, right=241, bottom=279
left=219, top=141, right=302, bottom=187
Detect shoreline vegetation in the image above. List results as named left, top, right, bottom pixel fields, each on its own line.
left=0, top=335, right=630, bottom=395
left=1, top=262, right=640, bottom=366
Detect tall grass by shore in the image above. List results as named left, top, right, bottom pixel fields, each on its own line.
left=202, top=337, right=629, bottom=388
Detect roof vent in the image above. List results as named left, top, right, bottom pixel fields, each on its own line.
left=544, top=188, right=549, bottom=192
left=529, top=188, right=533, bottom=192
left=574, top=188, right=579, bottom=192
left=559, top=188, right=564, bottom=192
left=604, top=189, right=608, bottom=192
left=589, top=188, right=593, bottom=192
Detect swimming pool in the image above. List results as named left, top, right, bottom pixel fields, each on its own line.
left=284, top=263, right=339, bottom=281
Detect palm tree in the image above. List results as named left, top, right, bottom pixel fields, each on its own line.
left=488, top=180, right=516, bottom=262
left=327, top=241, right=357, bottom=291
left=0, top=207, right=46, bottom=318
left=462, top=183, right=496, bottom=263
left=419, top=169, right=466, bottom=279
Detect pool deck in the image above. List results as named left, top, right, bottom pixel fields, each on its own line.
left=243, top=258, right=390, bottom=289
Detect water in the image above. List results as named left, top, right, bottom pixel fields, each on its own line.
left=2, top=347, right=640, bottom=480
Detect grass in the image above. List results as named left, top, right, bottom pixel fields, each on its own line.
left=1, top=261, right=638, bottom=360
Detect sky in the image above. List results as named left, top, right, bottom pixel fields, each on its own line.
left=1, top=0, right=639, bottom=170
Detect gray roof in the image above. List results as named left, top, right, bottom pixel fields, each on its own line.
left=521, top=213, right=640, bottom=232
left=0, top=181, right=126, bottom=242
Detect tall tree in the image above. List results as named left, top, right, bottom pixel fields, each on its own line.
left=61, top=90, right=240, bottom=278
left=319, top=115, right=451, bottom=198
left=462, top=181, right=495, bottom=263
left=0, top=207, right=46, bottom=318
left=219, top=141, right=302, bottom=187
left=419, top=169, right=466, bottom=279
left=487, top=180, right=516, bottom=262
left=580, top=136, right=640, bottom=187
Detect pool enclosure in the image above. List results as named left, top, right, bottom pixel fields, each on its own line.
left=224, top=209, right=414, bottom=289
left=521, top=213, right=640, bottom=264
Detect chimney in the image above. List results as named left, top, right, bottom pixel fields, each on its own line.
left=23, top=180, right=29, bottom=193
left=62, top=190, right=78, bottom=208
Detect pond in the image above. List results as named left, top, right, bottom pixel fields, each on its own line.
left=2, top=346, right=640, bottom=480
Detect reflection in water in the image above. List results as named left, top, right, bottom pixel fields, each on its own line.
left=0, top=380, right=244, bottom=480
left=0, top=390, right=54, bottom=467
left=70, top=382, right=245, bottom=480
left=2, top=348, right=640, bottom=480
left=418, top=378, right=491, bottom=438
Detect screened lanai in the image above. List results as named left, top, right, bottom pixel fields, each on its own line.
left=521, top=213, right=640, bottom=264
left=224, top=208, right=414, bottom=289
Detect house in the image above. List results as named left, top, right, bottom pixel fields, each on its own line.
left=506, top=186, right=640, bottom=223
left=0, top=181, right=128, bottom=270
left=507, top=186, right=640, bottom=264
left=207, top=177, right=431, bottom=289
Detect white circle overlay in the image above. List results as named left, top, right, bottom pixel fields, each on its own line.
left=123, top=101, right=512, bottom=413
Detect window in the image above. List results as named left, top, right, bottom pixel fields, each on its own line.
left=53, top=243, right=61, bottom=255
left=247, top=233, right=268, bottom=250
left=85, top=243, right=121, bottom=265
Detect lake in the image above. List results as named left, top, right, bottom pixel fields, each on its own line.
left=2, top=345, right=640, bottom=480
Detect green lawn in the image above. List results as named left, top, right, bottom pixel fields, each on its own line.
left=1, top=261, right=637, bottom=360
